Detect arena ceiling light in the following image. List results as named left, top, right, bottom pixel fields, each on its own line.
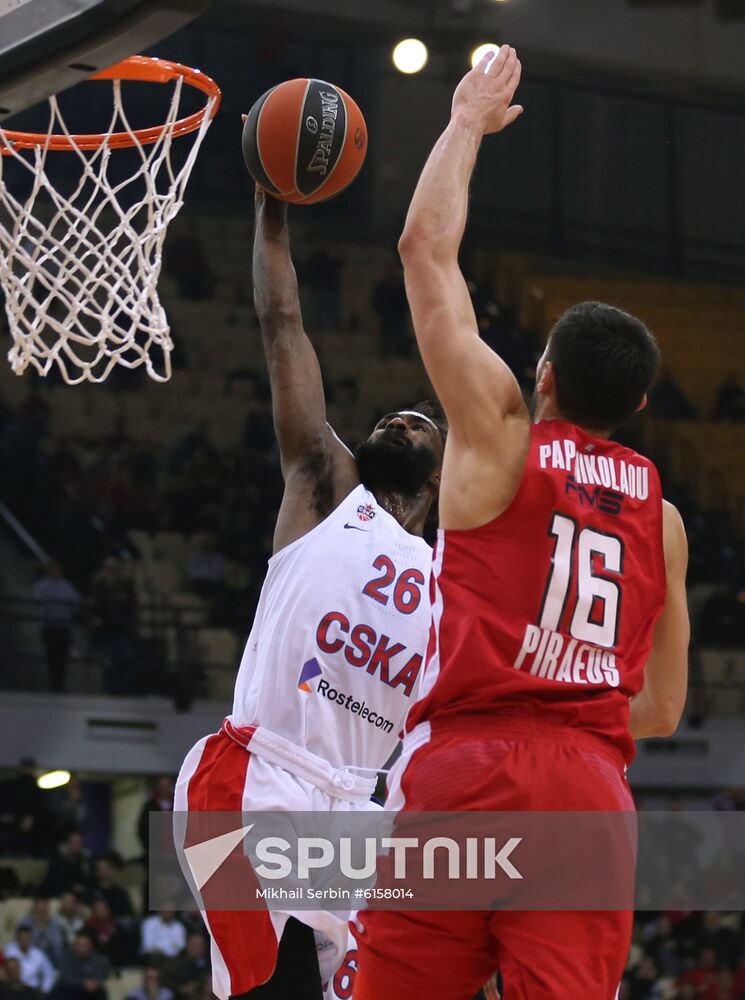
left=471, top=43, right=500, bottom=68
left=37, top=769, right=71, bottom=790
left=392, top=38, right=429, bottom=74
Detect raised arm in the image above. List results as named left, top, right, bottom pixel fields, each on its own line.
left=252, top=189, right=357, bottom=550
left=630, top=501, right=690, bottom=739
left=398, top=47, right=530, bottom=529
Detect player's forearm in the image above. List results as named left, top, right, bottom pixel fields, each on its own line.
left=629, top=688, right=684, bottom=739
left=252, top=192, right=303, bottom=338
left=399, top=113, right=482, bottom=262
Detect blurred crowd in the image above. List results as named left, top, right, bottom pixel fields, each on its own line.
left=1, top=769, right=745, bottom=999
left=623, top=913, right=745, bottom=999
left=0, top=774, right=215, bottom=1000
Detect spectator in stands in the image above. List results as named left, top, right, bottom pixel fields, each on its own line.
left=84, top=859, right=137, bottom=963
left=162, top=934, right=209, bottom=1000
left=31, top=561, right=81, bottom=693
left=733, top=955, right=745, bottom=997
left=86, top=858, right=133, bottom=922
left=642, top=915, right=683, bottom=978
left=164, top=443, right=226, bottom=536
left=716, top=969, right=737, bottom=999
left=98, top=467, right=155, bottom=534
left=3, top=928, right=55, bottom=995
left=90, top=557, right=137, bottom=696
left=55, top=894, right=84, bottom=950
left=655, top=800, right=705, bottom=885
left=0, top=957, right=39, bottom=1000
left=184, top=536, right=227, bottom=598
left=125, top=967, right=173, bottom=1000
left=48, top=778, right=88, bottom=845
left=712, top=374, right=745, bottom=422
left=165, top=227, right=214, bottom=302
left=52, top=930, right=109, bottom=1000
left=19, top=901, right=65, bottom=967
left=83, top=901, right=116, bottom=961
left=624, top=955, right=661, bottom=1000
left=673, top=985, right=697, bottom=1000
left=136, top=779, right=174, bottom=856
left=84, top=901, right=132, bottom=969
left=140, top=912, right=186, bottom=962
left=300, top=245, right=342, bottom=331
left=649, top=368, right=698, bottom=420
left=468, top=283, right=538, bottom=389
left=689, top=912, right=741, bottom=968
left=677, top=948, right=722, bottom=998
left=698, top=584, right=745, bottom=648
left=42, top=832, right=90, bottom=898
left=0, top=758, right=49, bottom=857
left=372, top=263, right=411, bottom=358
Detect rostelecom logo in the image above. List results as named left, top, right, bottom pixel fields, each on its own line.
left=297, top=657, right=322, bottom=692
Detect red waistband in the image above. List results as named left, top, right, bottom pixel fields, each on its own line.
left=220, top=718, right=256, bottom=749
left=426, top=714, right=627, bottom=771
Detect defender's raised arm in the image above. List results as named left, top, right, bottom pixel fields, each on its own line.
left=398, top=47, right=529, bottom=529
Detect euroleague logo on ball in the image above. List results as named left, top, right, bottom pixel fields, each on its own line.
left=354, top=127, right=365, bottom=150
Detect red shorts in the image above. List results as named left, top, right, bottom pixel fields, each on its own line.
left=352, top=718, right=635, bottom=1000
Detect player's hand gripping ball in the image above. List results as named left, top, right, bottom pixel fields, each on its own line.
left=242, top=79, right=367, bottom=204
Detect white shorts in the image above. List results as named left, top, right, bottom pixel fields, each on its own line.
left=175, top=720, right=377, bottom=998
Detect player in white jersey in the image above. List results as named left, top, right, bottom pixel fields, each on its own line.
left=175, top=188, right=445, bottom=1000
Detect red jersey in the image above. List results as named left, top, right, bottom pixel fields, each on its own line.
left=408, top=419, right=666, bottom=763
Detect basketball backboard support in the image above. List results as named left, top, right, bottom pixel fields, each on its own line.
left=0, top=0, right=212, bottom=121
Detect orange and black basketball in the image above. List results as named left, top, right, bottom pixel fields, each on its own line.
left=242, top=78, right=367, bottom=204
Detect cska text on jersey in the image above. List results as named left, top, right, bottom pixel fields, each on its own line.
left=315, top=610, right=422, bottom=695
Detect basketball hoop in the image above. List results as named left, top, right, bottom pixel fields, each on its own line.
left=0, top=56, right=221, bottom=384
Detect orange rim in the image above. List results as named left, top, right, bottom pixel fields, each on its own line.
left=0, top=55, right=222, bottom=153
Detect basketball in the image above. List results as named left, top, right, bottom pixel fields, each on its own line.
left=242, top=78, right=368, bottom=205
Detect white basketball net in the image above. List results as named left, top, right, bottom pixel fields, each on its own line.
left=0, top=75, right=217, bottom=383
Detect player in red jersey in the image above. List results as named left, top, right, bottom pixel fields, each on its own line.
left=352, top=46, right=690, bottom=1000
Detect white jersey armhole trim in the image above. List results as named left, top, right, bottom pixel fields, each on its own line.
left=267, top=482, right=368, bottom=568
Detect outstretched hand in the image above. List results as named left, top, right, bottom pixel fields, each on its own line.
left=451, top=45, right=523, bottom=135
left=241, top=113, right=285, bottom=215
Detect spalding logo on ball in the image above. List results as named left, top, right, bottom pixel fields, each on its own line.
left=242, top=78, right=368, bottom=205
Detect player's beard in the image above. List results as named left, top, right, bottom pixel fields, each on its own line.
left=354, top=437, right=437, bottom=496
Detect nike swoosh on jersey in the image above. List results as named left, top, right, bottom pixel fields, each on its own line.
left=344, top=523, right=369, bottom=531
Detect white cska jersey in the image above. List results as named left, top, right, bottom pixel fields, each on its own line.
left=230, top=485, right=433, bottom=772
